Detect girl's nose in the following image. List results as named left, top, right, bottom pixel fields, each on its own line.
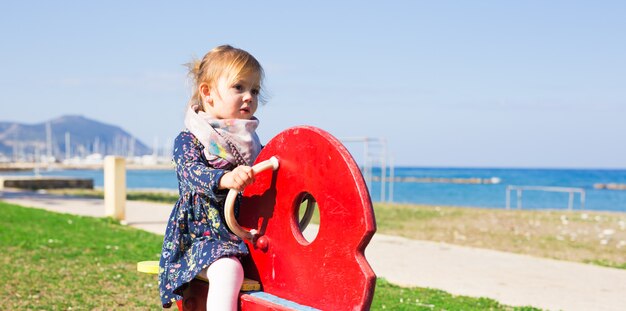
left=242, top=92, right=253, bottom=102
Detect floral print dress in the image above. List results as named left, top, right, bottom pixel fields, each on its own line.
left=158, top=131, right=249, bottom=308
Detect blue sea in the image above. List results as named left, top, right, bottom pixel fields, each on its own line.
left=3, top=167, right=626, bottom=212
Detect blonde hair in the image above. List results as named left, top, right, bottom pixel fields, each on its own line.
left=187, top=45, right=265, bottom=108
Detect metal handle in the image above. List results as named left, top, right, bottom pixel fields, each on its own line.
left=224, top=156, right=279, bottom=241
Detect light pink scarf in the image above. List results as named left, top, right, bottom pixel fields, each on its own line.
left=184, top=105, right=262, bottom=168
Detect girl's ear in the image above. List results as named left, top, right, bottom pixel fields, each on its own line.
left=199, top=83, right=212, bottom=103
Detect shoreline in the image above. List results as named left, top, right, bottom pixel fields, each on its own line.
left=3, top=165, right=625, bottom=212
left=0, top=162, right=173, bottom=171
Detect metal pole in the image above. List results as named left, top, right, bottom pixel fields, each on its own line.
left=13, top=130, right=18, bottom=162
left=389, top=156, right=394, bottom=203
left=568, top=191, right=574, bottom=211
left=65, top=132, right=70, bottom=161
left=46, top=122, right=52, bottom=163
left=34, top=146, right=40, bottom=177
left=517, top=189, right=522, bottom=209
left=506, top=186, right=511, bottom=209
left=364, top=139, right=370, bottom=189
left=581, top=190, right=586, bottom=210
left=380, top=138, right=386, bottom=203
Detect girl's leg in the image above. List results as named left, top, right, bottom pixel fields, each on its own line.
left=204, top=257, right=244, bottom=311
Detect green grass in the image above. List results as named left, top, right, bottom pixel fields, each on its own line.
left=586, top=259, right=626, bottom=270
left=0, top=201, right=540, bottom=310
left=0, top=201, right=163, bottom=309
left=126, top=191, right=179, bottom=203
left=49, top=189, right=180, bottom=204
left=371, top=279, right=538, bottom=310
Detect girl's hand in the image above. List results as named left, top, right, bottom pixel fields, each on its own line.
left=219, top=166, right=255, bottom=191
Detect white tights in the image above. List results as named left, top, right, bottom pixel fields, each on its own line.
left=199, top=257, right=244, bottom=311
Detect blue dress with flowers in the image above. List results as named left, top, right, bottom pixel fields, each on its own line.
left=158, top=131, right=249, bottom=308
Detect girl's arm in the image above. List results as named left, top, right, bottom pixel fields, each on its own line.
left=173, top=131, right=227, bottom=200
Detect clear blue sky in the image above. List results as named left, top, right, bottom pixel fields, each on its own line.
left=1, top=1, right=625, bottom=168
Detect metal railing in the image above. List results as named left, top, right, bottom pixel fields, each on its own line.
left=505, top=185, right=586, bottom=210
left=341, top=137, right=393, bottom=203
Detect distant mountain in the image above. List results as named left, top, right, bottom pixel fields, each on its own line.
left=0, top=115, right=151, bottom=161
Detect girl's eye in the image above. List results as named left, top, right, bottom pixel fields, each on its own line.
left=251, top=89, right=260, bottom=95
left=233, top=84, right=243, bottom=91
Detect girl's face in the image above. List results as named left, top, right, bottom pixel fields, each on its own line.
left=201, top=73, right=260, bottom=120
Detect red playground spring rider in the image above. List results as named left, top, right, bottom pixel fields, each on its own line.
left=141, top=126, right=377, bottom=310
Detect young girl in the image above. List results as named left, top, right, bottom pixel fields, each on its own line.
left=159, top=45, right=265, bottom=310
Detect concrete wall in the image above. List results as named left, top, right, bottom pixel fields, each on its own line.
left=0, top=177, right=93, bottom=190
